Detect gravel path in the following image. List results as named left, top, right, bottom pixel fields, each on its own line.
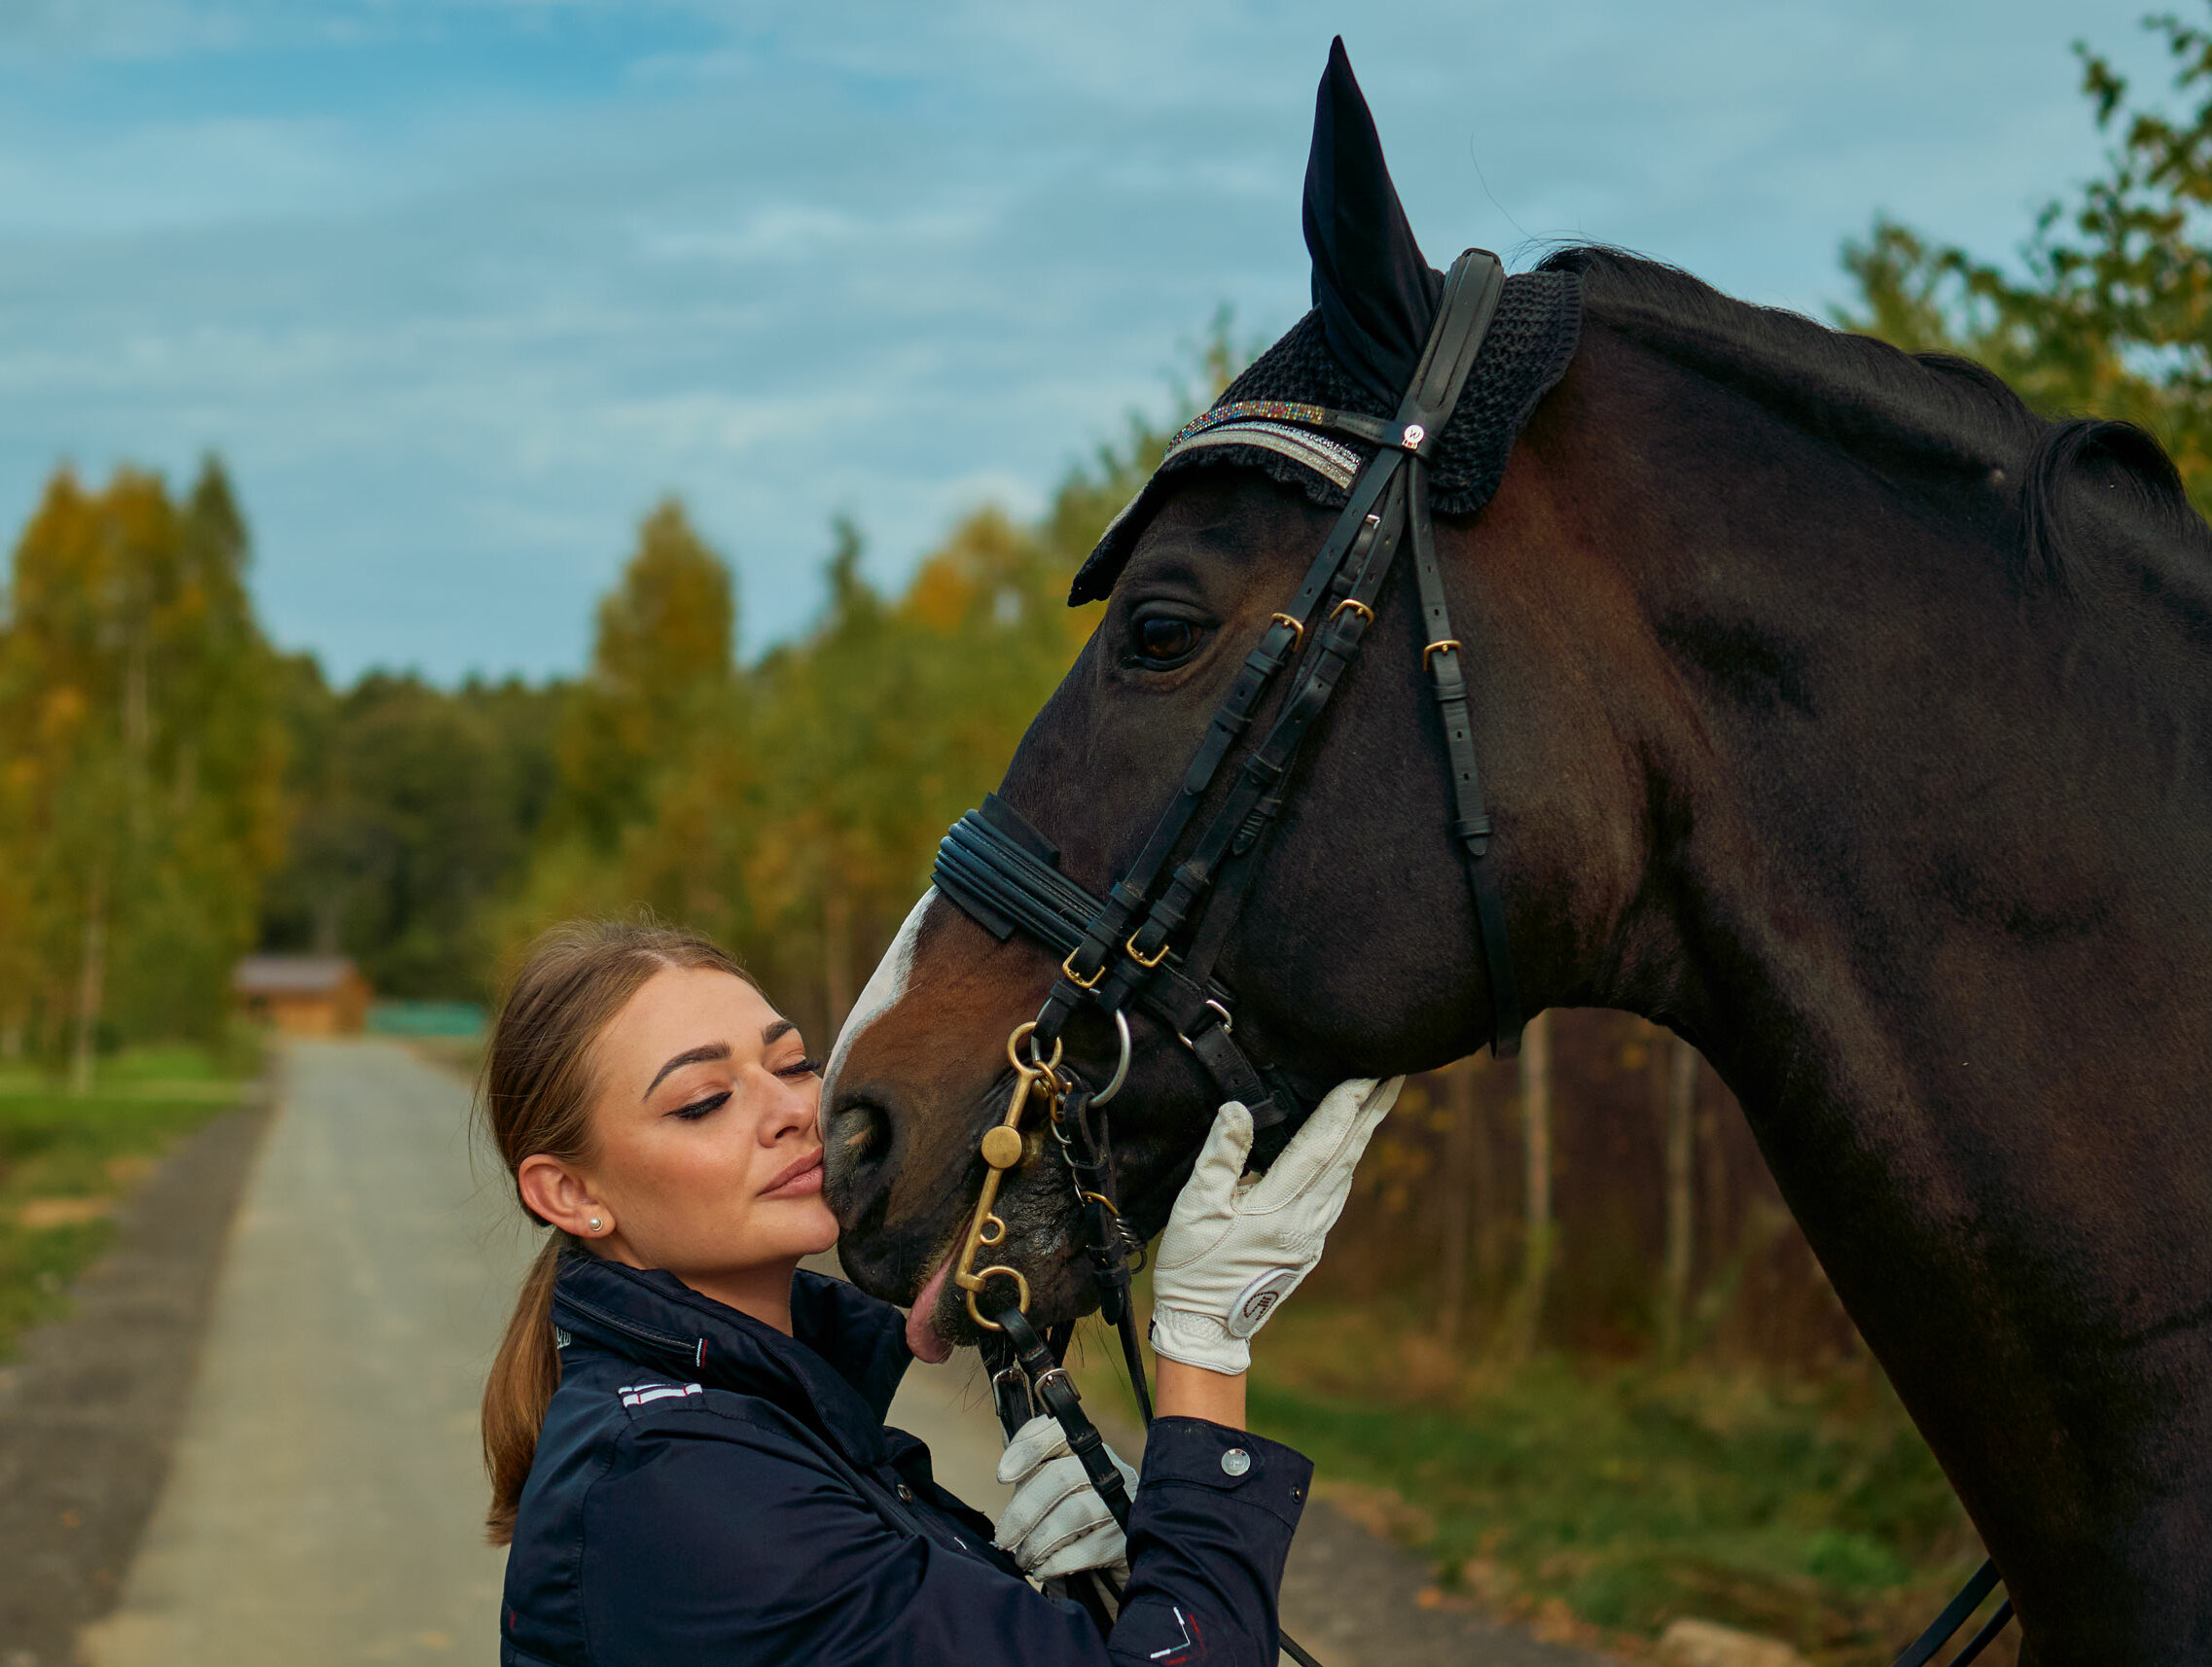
left=79, top=1040, right=528, bottom=1667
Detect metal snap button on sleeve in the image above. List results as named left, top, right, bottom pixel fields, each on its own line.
left=896, top=1483, right=915, bottom=1501
left=1220, top=1448, right=1252, bottom=1477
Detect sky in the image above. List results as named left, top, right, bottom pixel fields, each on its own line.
left=0, top=1, right=2177, bottom=684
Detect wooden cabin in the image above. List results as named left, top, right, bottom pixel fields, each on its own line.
left=232, top=956, right=373, bottom=1035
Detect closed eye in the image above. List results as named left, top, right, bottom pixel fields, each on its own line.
left=669, top=1091, right=731, bottom=1122
left=780, top=1056, right=823, bottom=1080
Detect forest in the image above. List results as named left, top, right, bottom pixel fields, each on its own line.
left=4, top=16, right=2209, bottom=1652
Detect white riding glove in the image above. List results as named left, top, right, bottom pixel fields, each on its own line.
left=991, top=1412, right=1140, bottom=1581
left=1149, top=1077, right=1402, bottom=1376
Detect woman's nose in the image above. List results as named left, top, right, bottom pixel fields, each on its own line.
left=761, top=1072, right=821, bottom=1142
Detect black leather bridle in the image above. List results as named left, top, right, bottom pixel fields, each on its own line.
left=934, top=247, right=1523, bottom=1163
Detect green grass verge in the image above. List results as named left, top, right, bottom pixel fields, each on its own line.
left=0, top=1041, right=259, bottom=1358
left=1076, top=1297, right=1993, bottom=1664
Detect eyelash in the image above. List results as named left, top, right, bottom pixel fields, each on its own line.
left=667, top=1059, right=820, bottom=1120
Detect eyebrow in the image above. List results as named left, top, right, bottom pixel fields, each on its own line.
left=644, top=1043, right=730, bottom=1100
left=642, top=1022, right=802, bottom=1100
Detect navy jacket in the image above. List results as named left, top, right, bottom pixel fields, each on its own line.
left=501, top=1254, right=1313, bottom=1666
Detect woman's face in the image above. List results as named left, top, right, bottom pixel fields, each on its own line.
left=525, top=965, right=838, bottom=1296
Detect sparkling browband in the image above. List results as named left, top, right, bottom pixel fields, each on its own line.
left=1169, top=400, right=1339, bottom=445
left=1160, top=420, right=1363, bottom=491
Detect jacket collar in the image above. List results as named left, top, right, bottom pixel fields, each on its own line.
left=551, top=1253, right=912, bottom=1465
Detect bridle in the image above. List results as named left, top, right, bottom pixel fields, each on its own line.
left=934, top=243, right=1520, bottom=1274
left=920, top=246, right=2013, bottom=1666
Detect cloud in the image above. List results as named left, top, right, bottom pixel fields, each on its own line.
left=0, top=0, right=2177, bottom=682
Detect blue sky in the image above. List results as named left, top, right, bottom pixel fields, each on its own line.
left=0, top=1, right=2172, bottom=683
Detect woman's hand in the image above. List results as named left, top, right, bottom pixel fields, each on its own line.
left=991, top=1413, right=1139, bottom=1581
left=1149, top=1078, right=1402, bottom=1377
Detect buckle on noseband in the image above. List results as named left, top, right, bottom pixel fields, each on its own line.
left=1124, top=931, right=1170, bottom=970
left=1423, top=638, right=1462, bottom=669
left=1329, top=597, right=1374, bottom=625
left=1269, top=612, right=1305, bottom=650
left=1176, top=999, right=1234, bottom=1048
left=1060, top=948, right=1103, bottom=990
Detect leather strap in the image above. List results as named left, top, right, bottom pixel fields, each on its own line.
left=1891, top=1560, right=2001, bottom=1667
left=1408, top=454, right=1523, bottom=1057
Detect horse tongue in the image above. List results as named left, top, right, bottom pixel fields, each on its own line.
left=905, top=1254, right=954, bottom=1364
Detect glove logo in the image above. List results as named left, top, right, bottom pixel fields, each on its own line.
left=1224, top=1267, right=1302, bottom=1339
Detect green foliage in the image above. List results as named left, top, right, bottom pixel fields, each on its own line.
left=553, top=498, right=738, bottom=854
left=1840, top=6, right=2212, bottom=505
left=0, top=1042, right=255, bottom=1355
left=259, top=665, right=564, bottom=999
left=1232, top=1304, right=1977, bottom=1663
left=0, top=459, right=288, bottom=1056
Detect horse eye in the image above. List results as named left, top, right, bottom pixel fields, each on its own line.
left=1130, top=614, right=1205, bottom=669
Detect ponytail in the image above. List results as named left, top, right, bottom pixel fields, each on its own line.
left=475, top=916, right=755, bottom=1545
left=482, top=1235, right=567, bottom=1544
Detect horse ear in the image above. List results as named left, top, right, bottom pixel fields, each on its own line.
left=1302, top=38, right=1443, bottom=403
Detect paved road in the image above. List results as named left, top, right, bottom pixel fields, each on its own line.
left=80, top=1041, right=530, bottom=1666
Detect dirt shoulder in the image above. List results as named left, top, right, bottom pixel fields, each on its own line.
left=0, top=1092, right=272, bottom=1666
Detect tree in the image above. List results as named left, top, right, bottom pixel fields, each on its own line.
left=260, top=663, right=566, bottom=999
left=0, top=458, right=287, bottom=1071
left=553, top=499, right=736, bottom=853
left=1499, top=1009, right=1554, bottom=1365
left=1656, top=1034, right=1699, bottom=1365
left=1841, top=7, right=2212, bottom=506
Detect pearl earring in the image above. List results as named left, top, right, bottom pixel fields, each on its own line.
left=588, top=1217, right=603, bottom=1233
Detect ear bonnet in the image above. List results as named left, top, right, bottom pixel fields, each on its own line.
left=1071, top=39, right=1582, bottom=604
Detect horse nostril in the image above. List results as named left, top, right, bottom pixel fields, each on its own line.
left=830, top=1095, right=894, bottom=1172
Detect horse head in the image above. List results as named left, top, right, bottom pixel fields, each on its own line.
left=821, top=40, right=1633, bottom=1351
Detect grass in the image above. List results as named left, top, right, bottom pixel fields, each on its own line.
left=0, top=1040, right=260, bottom=1358
left=1075, top=1297, right=1998, bottom=1665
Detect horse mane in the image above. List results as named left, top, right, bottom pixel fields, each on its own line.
left=1535, top=244, right=2209, bottom=595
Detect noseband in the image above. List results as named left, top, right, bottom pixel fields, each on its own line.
left=935, top=247, right=1520, bottom=1234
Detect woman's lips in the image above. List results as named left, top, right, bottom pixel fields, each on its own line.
left=760, top=1152, right=824, bottom=1199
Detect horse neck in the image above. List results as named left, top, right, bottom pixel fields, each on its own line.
left=1523, top=342, right=2212, bottom=1647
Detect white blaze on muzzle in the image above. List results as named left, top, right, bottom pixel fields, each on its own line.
left=820, top=887, right=938, bottom=1125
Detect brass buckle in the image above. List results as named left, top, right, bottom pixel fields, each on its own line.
left=1125, top=931, right=1169, bottom=969
left=1060, top=948, right=1103, bottom=990
left=1423, top=638, right=1462, bottom=669
left=1269, top=612, right=1305, bottom=650
left=1329, top=598, right=1374, bottom=626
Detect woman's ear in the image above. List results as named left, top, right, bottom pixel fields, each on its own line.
left=518, top=1153, right=610, bottom=1239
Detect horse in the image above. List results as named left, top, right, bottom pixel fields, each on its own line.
left=821, top=52, right=2212, bottom=1665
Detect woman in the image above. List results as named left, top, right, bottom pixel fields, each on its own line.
left=482, top=918, right=1396, bottom=1666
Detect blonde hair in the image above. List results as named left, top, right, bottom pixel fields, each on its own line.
left=477, top=917, right=753, bottom=1544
